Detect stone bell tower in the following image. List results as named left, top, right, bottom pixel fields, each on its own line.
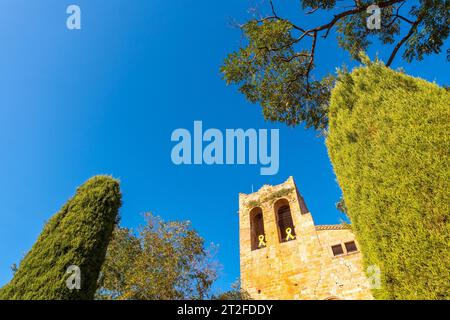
left=238, top=177, right=374, bottom=300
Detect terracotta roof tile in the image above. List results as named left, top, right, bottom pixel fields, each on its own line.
left=315, top=224, right=350, bottom=231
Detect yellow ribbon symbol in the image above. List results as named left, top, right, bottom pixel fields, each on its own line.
left=258, top=234, right=266, bottom=248
left=285, top=227, right=295, bottom=241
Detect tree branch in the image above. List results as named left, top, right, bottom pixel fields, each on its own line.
left=256, top=0, right=409, bottom=90
left=314, top=0, right=405, bottom=39
left=306, top=32, right=318, bottom=80
left=386, top=17, right=422, bottom=67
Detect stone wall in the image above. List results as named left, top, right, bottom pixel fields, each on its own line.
left=239, top=177, right=374, bottom=300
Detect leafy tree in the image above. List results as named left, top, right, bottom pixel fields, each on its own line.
left=221, top=0, right=449, bottom=129
left=10, top=264, right=18, bottom=275
left=0, top=176, right=122, bottom=300
left=336, top=197, right=348, bottom=215
left=96, top=213, right=219, bottom=300
left=212, top=279, right=251, bottom=300
left=326, top=62, right=450, bottom=299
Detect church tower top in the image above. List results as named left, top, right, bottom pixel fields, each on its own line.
left=238, top=176, right=374, bottom=300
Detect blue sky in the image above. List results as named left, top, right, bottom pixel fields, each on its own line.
left=0, top=0, right=448, bottom=293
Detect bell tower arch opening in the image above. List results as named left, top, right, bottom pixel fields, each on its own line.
left=250, top=207, right=266, bottom=250
left=274, top=198, right=296, bottom=243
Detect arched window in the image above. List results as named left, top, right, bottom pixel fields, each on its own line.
left=275, top=200, right=296, bottom=243
left=250, top=207, right=266, bottom=250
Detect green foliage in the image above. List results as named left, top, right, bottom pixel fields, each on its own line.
left=263, top=187, right=294, bottom=204
left=221, top=19, right=334, bottom=129
left=336, top=3, right=400, bottom=60
left=0, top=176, right=122, bottom=300
left=246, top=200, right=262, bottom=208
left=212, top=279, right=251, bottom=300
left=96, top=213, right=218, bottom=300
left=245, top=187, right=294, bottom=208
left=326, top=63, right=450, bottom=299
left=222, top=1, right=449, bottom=129
left=335, top=197, right=348, bottom=216
left=402, top=1, right=449, bottom=62
left=301, top=0, right=336, bottom=10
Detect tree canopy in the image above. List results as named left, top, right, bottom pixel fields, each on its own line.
left=96, top=213, right=219, bottom=300
left=0, top=176, right=122, bottom=300
left=326, top=63, right=450, bottom=299
left=221, top=0, right=449, bottom=129
left=212, top=279, right=251, bottom=300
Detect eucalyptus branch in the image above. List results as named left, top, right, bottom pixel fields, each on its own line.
left=386, top=17, right=422, bottom=67
left=254, top=0, right=407, bottom=88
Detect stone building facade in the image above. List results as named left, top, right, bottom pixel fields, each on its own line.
left=239, top=177, right=374, bottom=300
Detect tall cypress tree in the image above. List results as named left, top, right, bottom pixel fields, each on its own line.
left=326, top=63, right=450, bottom=299
left=0, top=176, right=122, bottom=300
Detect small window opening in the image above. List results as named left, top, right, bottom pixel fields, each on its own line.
left=332, top=244, right=344, bottom=256
left=345, top=241, right=358, bottom=253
